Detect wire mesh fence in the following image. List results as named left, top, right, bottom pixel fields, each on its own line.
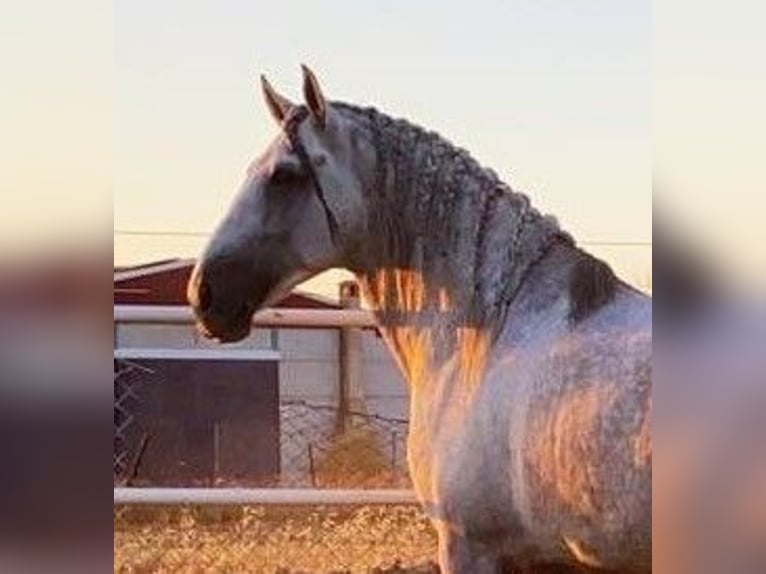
left=113, top=359, right=410, bottom=488
left=114, top=358, right=157, bottom=482
left=279, top=400, right=409, bottom=488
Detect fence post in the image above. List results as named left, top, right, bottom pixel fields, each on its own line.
left=391, top=430, right=397, bottom=483
left=213, top=420, right=220, bottom=486
left=308, top=442, right=316, bottom=487
left=338, top=281, right=364, bottom=433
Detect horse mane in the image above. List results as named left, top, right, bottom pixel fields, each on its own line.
left=567, top=249, right=619, bottom=323
left=331, top=102, right=617, bottom=326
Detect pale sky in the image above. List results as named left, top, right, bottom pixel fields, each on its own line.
left=114, top=1, right=651, bottom=295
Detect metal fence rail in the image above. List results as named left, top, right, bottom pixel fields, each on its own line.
left=114, top=487, right=417, bottom=505
left=115, top=304, right=377, bottom=327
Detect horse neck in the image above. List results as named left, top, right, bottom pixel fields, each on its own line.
left=348, top=111, right=568, bottom=386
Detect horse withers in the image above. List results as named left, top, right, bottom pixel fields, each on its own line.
left=187, top=66, right=651, bottom=573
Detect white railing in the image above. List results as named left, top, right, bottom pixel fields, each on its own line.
left=114, top=304, right=377, bottom=328
left=114, top=487, right=417, bottom=506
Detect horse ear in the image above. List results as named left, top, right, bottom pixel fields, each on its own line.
left=260, top=75, right=293, bottom=125
left=301, top=64, right=327, bottom=129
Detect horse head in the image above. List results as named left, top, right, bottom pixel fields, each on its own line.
left=187, top=66, right=374, bottom=342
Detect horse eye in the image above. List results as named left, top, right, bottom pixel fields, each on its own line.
left=270, top=164, right=304, bottom=186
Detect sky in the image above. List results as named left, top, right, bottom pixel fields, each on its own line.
left=113, top=1, right=651, bottom=296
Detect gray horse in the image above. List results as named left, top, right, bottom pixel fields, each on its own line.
left=187, top=66, right=651, bottom=573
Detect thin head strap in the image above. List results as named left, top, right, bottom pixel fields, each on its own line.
left=283, top=108, right=340, bottom=242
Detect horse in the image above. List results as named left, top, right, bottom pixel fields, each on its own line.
left=187, top=66, right=652, bottom=573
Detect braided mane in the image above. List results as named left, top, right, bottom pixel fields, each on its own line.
left=330, top=102, right=578, bottom=330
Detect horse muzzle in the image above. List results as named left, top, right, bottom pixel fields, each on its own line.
left=195, top=313, right=253, bottom=343
left=187, top=262, right=259, bottom=343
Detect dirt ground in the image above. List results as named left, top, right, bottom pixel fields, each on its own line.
left=114, top=504, right=438, bottom=573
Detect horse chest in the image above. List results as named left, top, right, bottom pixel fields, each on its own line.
left=407, top=391, right=523, bottom=542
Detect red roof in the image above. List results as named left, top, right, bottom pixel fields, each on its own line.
left=114, top=258, right=339, bottom=309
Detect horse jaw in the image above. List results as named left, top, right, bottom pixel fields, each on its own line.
left=255, top=267, right=319, bottom=311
